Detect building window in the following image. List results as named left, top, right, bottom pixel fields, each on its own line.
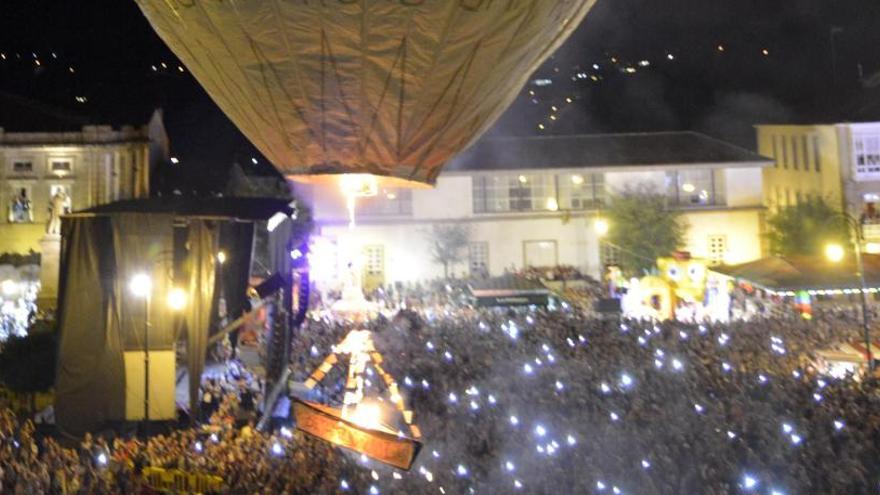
left=812, top=136, right=821, bottom=172
left=11, top=161, right=33, bottom=174
left=666, top=169, right=724, bottom=207
left=8, top=186, right=33, bottom=223
left=801, top=136, right=810, bottom=172
left=772, top=136, right=781, bottom=168
left=557, top=173, right=605, bottom=209
left=853, top=134, right=880, bottom=179
left=792, top=136, right=800, bottom=170
left=50, top=159, right=72, bottom=175
left=708, top=235, right=726, bottom=265
left=472, top=177, right=486, bottom=213
left=472, top=174, right=556, bottom=213
left=523, top=240, right=558, bottom=268
left=358, top=189, right=412, bottom=216
left=600, top=242, right=620, bottom=267
left=781, top=136, right=789, bottom=169
left=468, top=242, right=489, bottom=277
left=361, top=245, right=384, bottom=290
left=363, top=246, right=383, bottom=276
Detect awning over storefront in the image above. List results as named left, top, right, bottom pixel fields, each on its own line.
left=711, top=255, right=880, bottom=296
left=468, top=275, right=551, bottom=307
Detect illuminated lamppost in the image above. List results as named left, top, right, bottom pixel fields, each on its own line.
left=825, top=212, right=872, bottom=371
left=130, top=272, right=186, bottom=430
left=216, top=251, right=226, bottom=313
left=129, top=272, right=153, bottom=425
left=167, top=287, right=187, bottom=312
left=594, top=217, right=609, bottom=237
left=0, top=279, right=17, bottom=297
left=594, top=216, right=610, bottom=273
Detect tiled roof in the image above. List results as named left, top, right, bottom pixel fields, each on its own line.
left=446, top=131, right=771, bottom=172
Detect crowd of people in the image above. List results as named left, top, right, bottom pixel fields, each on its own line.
left=0, top=406, right=367, bottom=494
left=288, top=291, right=880, bottom=494
left=197, top=361, right=263, bottom=424
left=1, top=280, right=880, bottom=493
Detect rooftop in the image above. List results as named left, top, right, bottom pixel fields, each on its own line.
left=446, top=131, right=772, bottom=172
left=713, top=255, right=880, bottom=293
left=0, top=91, right=157, bottom=133
left=73, top=196, right=292, bottom=221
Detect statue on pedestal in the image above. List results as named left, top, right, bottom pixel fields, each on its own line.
left=341, top=261, right=365, bottom=303
left=47, top=189, right=70, bottom=235
left=331, top=260, right=376, bottom=319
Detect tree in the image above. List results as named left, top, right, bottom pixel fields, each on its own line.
left=765, top=198, right=850, bottom=256
left=425, top=223, right=471, bottom=279
left=0, top=320, right=57, bottom=414
left=605, top=186, right=688, bottom=275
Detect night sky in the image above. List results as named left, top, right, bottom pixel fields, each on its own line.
left=1, top=0, right=878, bottom=191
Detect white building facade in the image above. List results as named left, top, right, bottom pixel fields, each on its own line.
left=300, top=132, right=772, bottom=288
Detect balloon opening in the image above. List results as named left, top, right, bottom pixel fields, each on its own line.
left=340, top=174, right=378, bottom=230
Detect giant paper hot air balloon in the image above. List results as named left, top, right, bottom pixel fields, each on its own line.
left=136, top=0, right=597, bottom=187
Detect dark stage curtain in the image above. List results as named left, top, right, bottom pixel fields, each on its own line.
left=55, top=217, right=125, bottom=434
left=211, top=222, right=255, bottom=349
left=111, top=213, right=176, bottom=350
left=184, top=220, right=218, bottom=415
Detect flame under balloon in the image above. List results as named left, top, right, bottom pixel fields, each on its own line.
left=298, top=329, right=422, bottom=469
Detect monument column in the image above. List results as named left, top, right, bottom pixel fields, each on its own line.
left=37, top=233, right=61, bottom=310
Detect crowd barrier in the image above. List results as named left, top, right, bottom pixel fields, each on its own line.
left=142, top=467, right=224, bottom=494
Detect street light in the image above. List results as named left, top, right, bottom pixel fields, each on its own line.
left=0, top=279, right=17, bottom=297
left=129, top=272, right=152, bottom=297
left=825, top=243, right=845, bottom=263
left=129, top=272, right=153, bottom=426
left=594, top=218, right=609, bottom=237
left=825, top=212, right=873, bottom=371
left=166, top=287, right=187, bottom=311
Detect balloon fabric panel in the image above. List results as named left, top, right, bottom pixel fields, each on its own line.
left=135, top=0, right=598, bottom=186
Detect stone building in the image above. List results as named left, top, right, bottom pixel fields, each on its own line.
left=0, top=93, right=168, bottom=254
left=756, top=122, right=880, bottom=249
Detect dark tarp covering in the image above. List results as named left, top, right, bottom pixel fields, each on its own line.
left=57, top=198, right=270, bottom=432
left=112, top=213, right=176, bottom=350
left=56, top=217, right=125, bottom=434
left=212, top=222, right=255, bottom=350
left=81, top=197, right=292, bottom=221
left=185, top=221, right=218, bottom=416
left=56, top=214, right=226, bottom=432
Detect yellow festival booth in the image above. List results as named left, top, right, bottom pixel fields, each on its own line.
left=620, top=253, right=715, bottom=321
